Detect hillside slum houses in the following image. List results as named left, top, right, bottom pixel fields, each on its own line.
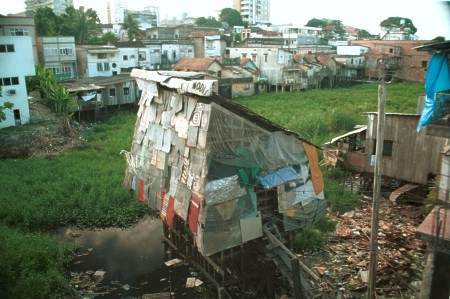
left=122, top=69, right=326, bottom=297
left=63, top=74, right=138, bottom=120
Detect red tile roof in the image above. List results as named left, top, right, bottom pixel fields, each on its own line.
left=172, top=58, right=219, bottom=72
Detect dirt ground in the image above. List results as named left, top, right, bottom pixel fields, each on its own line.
left=301, top=196, right=428, bottom=299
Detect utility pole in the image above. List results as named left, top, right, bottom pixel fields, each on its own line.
left=367, top=83, right=386, bottom=298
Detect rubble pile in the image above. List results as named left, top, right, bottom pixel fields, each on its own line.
left=310, top=197, right=427, bottom=298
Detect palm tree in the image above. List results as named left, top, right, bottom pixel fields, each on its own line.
left=121, top=14, right=141, bottom=41
left=62, top=6, right=101, bottom=44
left=33, top=7, right=58, bottom=36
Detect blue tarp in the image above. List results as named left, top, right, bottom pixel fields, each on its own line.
left=257, top=166, right=301, bottom=189
left=417, top=54, right=450, bottom=131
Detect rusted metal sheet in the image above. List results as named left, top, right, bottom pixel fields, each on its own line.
left=389, top=183, right=419, bottom=201
left=416, top=206, right=450, bottom=250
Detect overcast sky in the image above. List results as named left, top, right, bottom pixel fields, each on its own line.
left=3, top=0, right=450, bottom=39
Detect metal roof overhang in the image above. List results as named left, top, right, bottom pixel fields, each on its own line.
left=326, top=126, right=367, bottom=145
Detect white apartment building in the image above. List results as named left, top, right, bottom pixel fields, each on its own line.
left=76, top=45, right=121, bottom=78
left=36, top=36, right=78, bottom=80
left=0, top=36, right=35, bottom=128
left=0, top=16, right=38, bottom=64
left=234, top=0, right=270, bottom=24
left=25, top=0, right=74, bottom=15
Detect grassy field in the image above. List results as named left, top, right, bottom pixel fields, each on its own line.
left=0, top=112, right=149, bottom=298
left=0, top=82, right=425, bottom=297
left=236, top=82, right=423, bottom=144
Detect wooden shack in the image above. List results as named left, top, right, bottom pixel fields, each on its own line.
left=123, top=69, right=326, bottom=297
left=324, top=113, right=447, bottom=185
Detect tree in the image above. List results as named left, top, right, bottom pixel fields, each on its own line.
left=195, top=16, right=222, bottom=28
left=34, top=65, right=76, bottom=131
left=305, top=18, right=327, bottom=28
left=121, top=14, right=142, bottom=41
left=86, top=32, right=119, bottom=45
left=219, top=8, right=243, bottom=27
left=33, top=7, right=59, bottom=36
left=102, top=32, right=119, bottom=44
left=61, top=6, right=101, bottom=44
left=380, top=17, right=417, bottom=34
left=432, top=36, right=445, bottom=42
left=0, top=87, right=14, bottom=123
left=357, top=29, right=373, bottom=39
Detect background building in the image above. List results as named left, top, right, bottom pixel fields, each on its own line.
left=36, top=36, right=78, bottom=80
left=25, top=0, right=74, bottom=15
left=0, top=15, right=37, bottom=64
left=234, top=0, right=270, bottom=25
left=0, top=36, right=35, bottom=128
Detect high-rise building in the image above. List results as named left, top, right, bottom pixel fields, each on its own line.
left=114, top=0, right=128, bottom=24
left=25, top=0, right=74, bottom=15
left=233, top=0, right=270, bottom=25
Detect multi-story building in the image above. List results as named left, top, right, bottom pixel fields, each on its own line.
left=0, top=15, right=37, bottom=64
left=282, top=26, right=322, bottom=47
left=350, top=40, right=430, bottom=82
left=36, top=36, right=78, bottom=80
left=124, top=6, right=159, bottom=30
left=0, top=36, right=35, bottom=128
left=76, top=45, right=121, bottom=78
left=114, top=0, right=128, bottom=24
left=112, top=41, right=147, bottom=72
left=25, top=0, right=73, bottom=15
left=233, top=0, right=270, bottom=25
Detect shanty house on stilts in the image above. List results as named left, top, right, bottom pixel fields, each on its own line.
left=123, top=69, right=326, bottom=297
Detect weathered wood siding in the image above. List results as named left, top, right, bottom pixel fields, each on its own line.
left=364, top=114, right=447, bottom=184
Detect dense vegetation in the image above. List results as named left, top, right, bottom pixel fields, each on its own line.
left=0, top=82, right=423, bottom=296
left=0, top=113, right=149, bottom=298
left=236, top=82, right=423, bottom=145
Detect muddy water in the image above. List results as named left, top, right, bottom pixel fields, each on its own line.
left=59, top=217, right=213, bottom=298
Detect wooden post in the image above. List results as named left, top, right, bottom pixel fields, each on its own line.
left=291, top=258, right=303, bottom=299
left=367, top=83, right=386, bottom=299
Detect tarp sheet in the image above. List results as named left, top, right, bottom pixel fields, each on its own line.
left=257, top=166, right=301, bottom=189
left=417, top=54, right=450, bottom=131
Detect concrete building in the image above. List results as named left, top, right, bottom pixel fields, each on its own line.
left=124, top=6, right=159, bottom=30
left=282, top=26, right=322, bottom=46
left=25, top=0, right=73, bottom=15
left=227, top=47, right=298, bottom=91
left=76, top=45, right=121, bottom=78
left=0, top=15, right=38, bottom=64
left=350, top=40, right=431, bottom=82
left=112, top=41, right=146, bottom=72
left=114, top=0, right=128, bottom=24
left=190, top=32, right=227, bottom=58
left=36, top=36, right=78, bottom=80
left=234, top=0, right=270, bottom=24
left=0, top=36, right=35, bottom=128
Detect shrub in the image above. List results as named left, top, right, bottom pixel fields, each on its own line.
left=0, top=225, right=75, bottom=298
left=293, top=227, right=326, bottom=251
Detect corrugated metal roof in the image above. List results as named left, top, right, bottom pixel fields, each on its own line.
left=413, top=41, right=450, bottom=52
left=173, top=58, right=220, bottom=72
left=326, top=126, right=367, bottom=145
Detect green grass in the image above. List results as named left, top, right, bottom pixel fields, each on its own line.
left=0, top=224, right=75, bottom=299
left=236, top=82, right=423, bottom=144
left=0, top=112, right=149, bottom=298
left=0, top=112, right=148, bottom=231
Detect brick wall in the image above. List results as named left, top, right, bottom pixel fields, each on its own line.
left=350, top=40, right=431, bottom=82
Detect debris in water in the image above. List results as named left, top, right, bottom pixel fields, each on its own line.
left=164, top=258, right=182, bottom=267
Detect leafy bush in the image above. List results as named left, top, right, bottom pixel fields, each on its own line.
left=0, top=225, right=75, bottom=298
left=0, top=112, right=149, bottom=231
left=293, top=227, right=326, bottom=251
left=314, top=216, right=337, bottom=233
